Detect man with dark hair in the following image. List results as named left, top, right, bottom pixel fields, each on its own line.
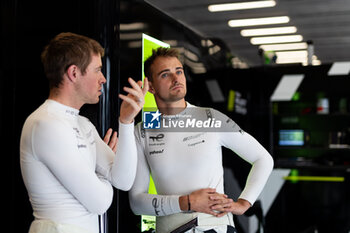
left=129, top=47, right=273, bottom=233
left=143, top=47, right=180, bottom=82
left=20, top=32, right=148, bottom=233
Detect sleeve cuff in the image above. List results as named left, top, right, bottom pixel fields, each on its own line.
left=118, top=120, right=135, bottom=135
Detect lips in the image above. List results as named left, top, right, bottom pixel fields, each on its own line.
left=171, top=84, right=183, bottom=90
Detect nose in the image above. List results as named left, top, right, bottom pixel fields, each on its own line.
left=100, top=73, right=106, bottom=84
left=171, top=72, right=180, bottom=83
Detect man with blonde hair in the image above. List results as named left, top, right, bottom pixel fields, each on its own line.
left=20, top=32, right=149, bottom=233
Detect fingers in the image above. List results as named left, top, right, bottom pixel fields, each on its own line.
left=123, top=86, right=143, bottom=101
left=103, top=129, right=118, bottom=153
left=211, top=200, right=233, bottom=210
left=209, top=193, right=228, bottom=200
left=210, top=197, right=233, bottom=212
left=215, top=211, right=229, bottom=218
left=121, top=77, right=149, bottom=105
left=118, top=77, right=149, bottom=124
left=142, top=77, right=149, bottom=95
left=211, top=199, right=248, bottom=216
left=126, top=77, right=149, bottom=96
left=119, top=93, right=140, bottom=109
left=189, top=188, right=236, bottom=217
left=207, top=191, right=233, bottom=216
left=127, top=77, right=142, bottom=91
left=103, top=128, right=113, bottom=144
left=109, top=131, right=118, bottom=153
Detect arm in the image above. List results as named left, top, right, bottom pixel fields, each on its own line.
left=94, top=121, right=137, bottom=191
left=33, top=119, right=113, bottom=214
left=95, top=77, right=149, bottom=190
left=217, top=131, right=274, bottom=216
left=208, top=109, right=273, bottom=216
left=129, top=127, right=231, bottom=217
left=128, top=138, right=181, bottom=216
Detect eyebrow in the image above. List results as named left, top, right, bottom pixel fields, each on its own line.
left=157, top=67, right=183, bottom=76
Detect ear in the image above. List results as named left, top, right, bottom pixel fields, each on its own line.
left=148, top=81, right=156, bottom=94
left=66, top=64, right=79, bottom=83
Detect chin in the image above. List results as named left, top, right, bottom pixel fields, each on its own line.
left=89, top=98, right=100, bottom=104
left=170, top=94, right=186, bottom=102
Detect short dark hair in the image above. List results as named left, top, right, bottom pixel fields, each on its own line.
left=144, top=47, right=179, bottom=81
left=41, top=32, right=104, bottom=89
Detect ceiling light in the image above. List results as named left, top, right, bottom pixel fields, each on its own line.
left=276, top=57, right=307, bottom=64
left=184, top=49, right=199, bottom=61
left=163, top=40, right=178, bottom=46
left=251, top=35, right=303, bottom=45
left=120, top=23, right=145, bottom=31
left=127, top=41, right=142, bottom=48
left=228, top=16, right=289, bottom=27
left=275, top=50, right=308, bottom=59
left=276, top=55, right=321, bottom=65
left=209, top=1, right=276, bottom=12
left=241, top=26, right=297, bottom=37
left=259, top=42, right=307, bottom=51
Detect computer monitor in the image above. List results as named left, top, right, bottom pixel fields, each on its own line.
left=279, top=129, right=304, bottom=146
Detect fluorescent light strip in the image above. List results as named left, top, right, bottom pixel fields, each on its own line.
left=275, top=50, right=308, bottom=59
left=241, top=26, right=297, bottom=37
left=209, top=0, right=276, bottom=12
left=251, top=35, right=303, bottom=45
left=276, top=57, right=321, bottom=65
left=128, top=41, right=142, bottom=48
left=277, top=57, right=307, bottom=64
left=228, top=16, right=289, bottom=27
left=275, top=51, right=320, bottom=64
left=120, top=22, right=145, bottom=31
left=259, top=42, right=307, bottom=51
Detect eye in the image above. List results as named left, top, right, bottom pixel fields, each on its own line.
left=176, top=70, right=183, bottom=75
left=160, top=73, right=169, bottom=78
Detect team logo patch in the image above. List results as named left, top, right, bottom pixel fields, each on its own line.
left=143, top=110, right=161, bottom=129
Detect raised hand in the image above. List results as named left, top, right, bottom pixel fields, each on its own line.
left=119, top=77, right=149, bottom=124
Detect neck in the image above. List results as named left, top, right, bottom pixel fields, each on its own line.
left=156, top=98, right=187, bottom=115
left=48, top=88, right=82, bottom=110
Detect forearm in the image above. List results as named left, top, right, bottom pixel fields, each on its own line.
left=239, top=154, right=274, bottom=204
left=129, top=192, right=182, bottom=216
left=223, top=132, right=274, bottom=204
left=110, top=120, right=137, bottom=190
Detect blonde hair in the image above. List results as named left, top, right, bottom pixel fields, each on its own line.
left=41, top=32, right=104, bottom=89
